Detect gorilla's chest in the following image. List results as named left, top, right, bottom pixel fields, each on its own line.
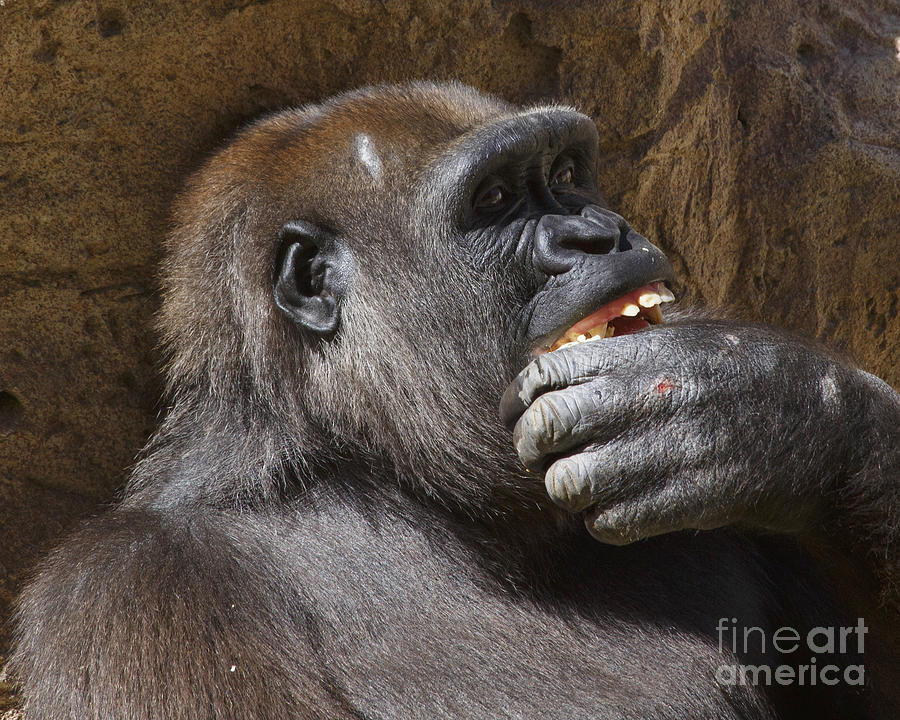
left=290, top=510, right=788, bottom=719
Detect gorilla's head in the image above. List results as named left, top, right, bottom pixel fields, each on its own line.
left=151, top=83, right=673, bottom=513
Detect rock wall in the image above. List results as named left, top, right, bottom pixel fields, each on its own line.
left=0, top=0, right=898, bottom=708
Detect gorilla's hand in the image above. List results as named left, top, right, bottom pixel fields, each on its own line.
left=501, top=321, right=899, bottom=546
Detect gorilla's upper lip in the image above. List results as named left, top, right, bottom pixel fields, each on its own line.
left=535, top=281, right=676, bottom=355
left=520, top=231, right=676, bottom=355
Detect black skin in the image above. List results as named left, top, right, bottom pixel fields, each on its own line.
left=10, top=83, right=900, bottom=720
left=501, top=323, right=897, bottom=548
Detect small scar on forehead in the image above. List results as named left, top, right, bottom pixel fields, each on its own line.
left=354, top=133, right=383, bottom=179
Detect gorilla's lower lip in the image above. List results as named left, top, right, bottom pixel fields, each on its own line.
left=541, top=282, right=675, bottom=353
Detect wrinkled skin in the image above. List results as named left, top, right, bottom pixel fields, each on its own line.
left=501, top=321, right=898, bottom=549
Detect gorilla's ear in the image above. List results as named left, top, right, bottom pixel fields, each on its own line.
left=274, top=221, right=353, bottom=335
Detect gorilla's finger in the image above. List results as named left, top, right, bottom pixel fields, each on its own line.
left=543, top=453, right=599, bottom=513
left=584, top=503, right=665, bottom=546
left=581, top=459, right=737, bottom=545
left=501, top=352, right=570, bottom=429
left=510, top=366, right=680, bottom=473
left=542, top=444, right=642, bottom=513
left=584, top=489, right=729, bottom=546
left=500, top=342, right=613, bottom=428
left=511, top=386, right=618, bottom=471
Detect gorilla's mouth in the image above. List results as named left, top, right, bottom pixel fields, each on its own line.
left=547, top=282, right=675, bottom=352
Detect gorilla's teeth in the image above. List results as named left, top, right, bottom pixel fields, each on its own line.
left=547, top=282, right=671, bottom=353
left=549, top=323, right=609, bottom=351
left=645, top=305, right=663, bottom=324
left=658, top=284, right=675, bottom=302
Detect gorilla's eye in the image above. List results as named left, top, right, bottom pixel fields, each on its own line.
left=551, top=163, right=575, bottom=188
left=474, top=183, right=506, bottom=210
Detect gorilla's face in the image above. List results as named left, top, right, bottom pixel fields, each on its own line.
left=432, top=109, right=676, bottom=358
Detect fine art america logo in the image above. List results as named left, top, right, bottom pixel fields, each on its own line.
left=715, top=618, right=867, bottom=687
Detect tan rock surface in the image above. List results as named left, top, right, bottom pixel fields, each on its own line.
left=1, top=0, right=898, bottom=709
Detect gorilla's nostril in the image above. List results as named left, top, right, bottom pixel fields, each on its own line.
left=560, top=236, right=617, bottom=255
left=533, top=212, right=626, bottom=275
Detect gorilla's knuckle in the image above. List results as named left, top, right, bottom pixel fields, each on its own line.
left=545, top=458, right=593, bottom=512
left=531, top=394, right=570, bottom=444
left=534, top=354, right=561, bottom=390
left=513, top=432, right=542, bottom=470
left=513, top=396, right=569, bottom=469
left=568, top=350, right=605, bottom=383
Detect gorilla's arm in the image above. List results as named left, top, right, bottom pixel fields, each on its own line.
left=501, top=319, right=900, bottom=596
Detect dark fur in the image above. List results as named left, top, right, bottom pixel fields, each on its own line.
left=11, top=83, right=898, bottom=719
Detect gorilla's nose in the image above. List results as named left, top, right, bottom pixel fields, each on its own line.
left=533, top=206, right=631, bottom=275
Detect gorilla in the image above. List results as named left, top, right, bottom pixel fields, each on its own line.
left=11, top=82, right=899, bottom=719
